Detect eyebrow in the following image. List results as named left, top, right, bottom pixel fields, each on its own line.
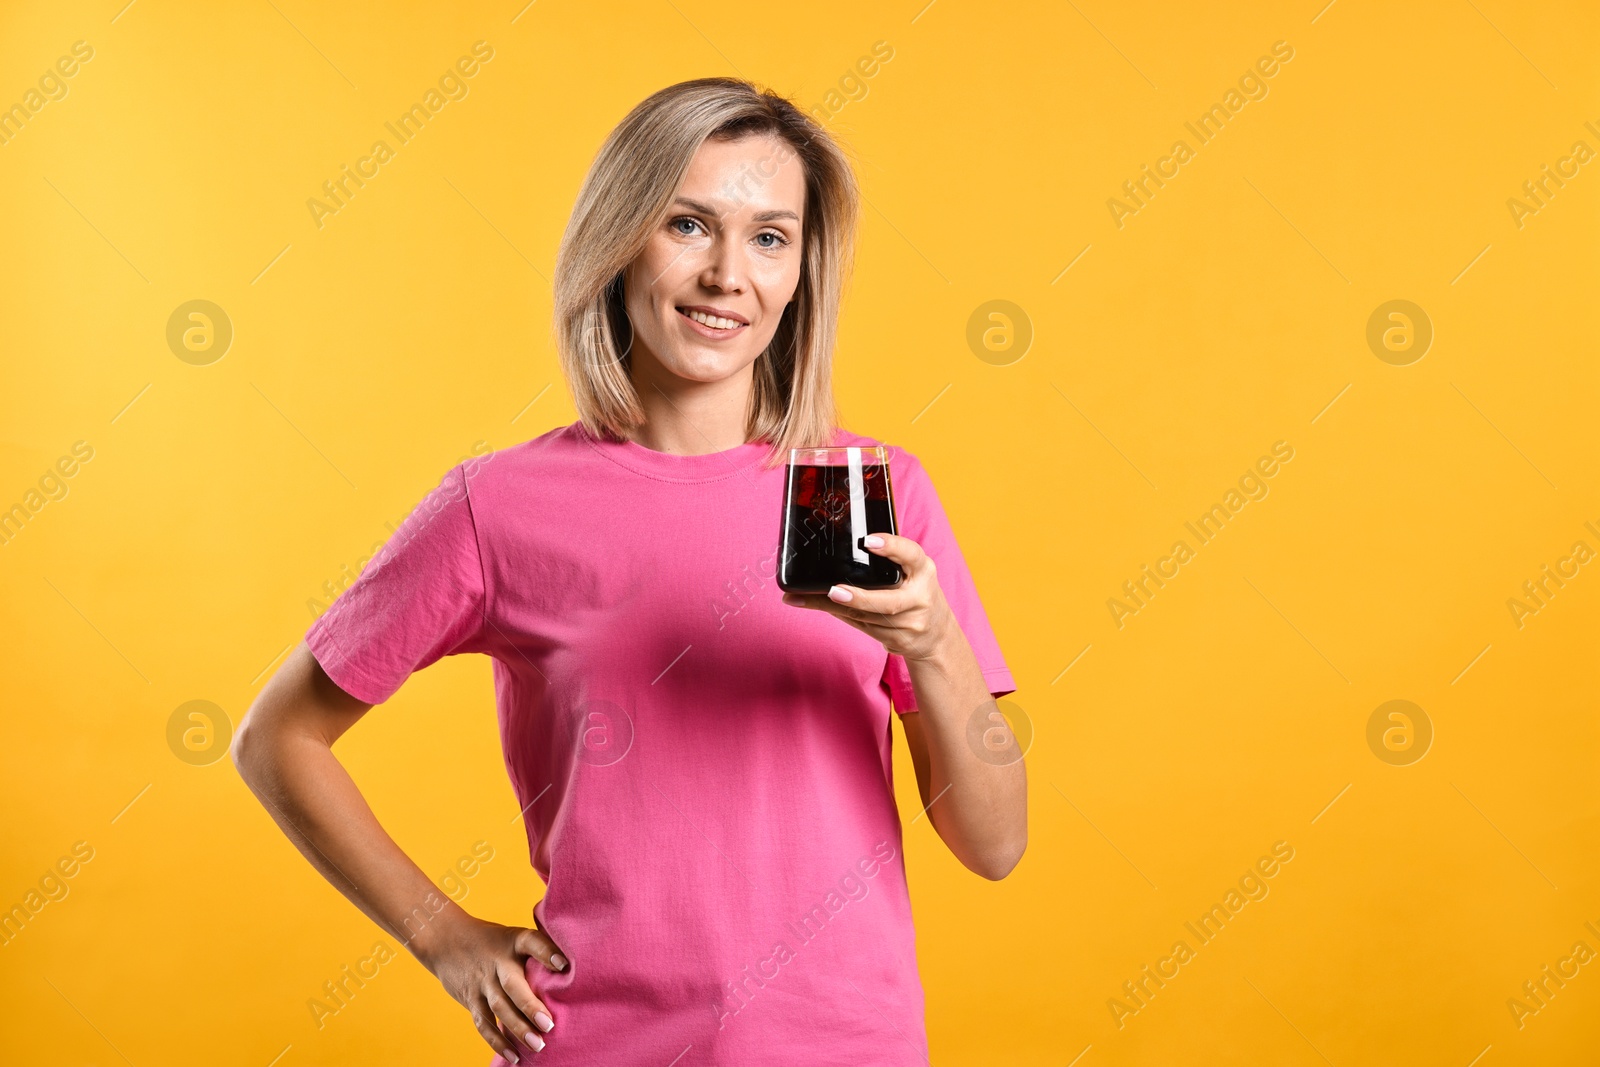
left=672, top=196, right=800, bottom=224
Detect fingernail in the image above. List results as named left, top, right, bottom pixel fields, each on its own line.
left=550, top=953, right=568, bottom=970
left=524, top=1031, right=545, bottom=1051
left=828, top=586, right=853, bottom=603
left=534, top=1011, right=554, bottom=1032
left=507, top=1049, right=521, bottom=1064
left=864, top=535, right=884, bottom=548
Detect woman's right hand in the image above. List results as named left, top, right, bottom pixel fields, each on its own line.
left=418, top=909, right=568, bottom=1062
left=233, top=646, right=570, bottom=1060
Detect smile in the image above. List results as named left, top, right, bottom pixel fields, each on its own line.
left=676, top=306, right=749, bottom=335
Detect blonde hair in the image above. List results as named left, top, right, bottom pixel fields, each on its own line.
left=552, top=77, right=860, bottom=469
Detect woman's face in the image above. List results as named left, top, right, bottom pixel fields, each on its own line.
left=622, top=132, right=806, bottom=387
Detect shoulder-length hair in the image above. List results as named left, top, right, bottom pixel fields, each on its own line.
left=552, top=77, right=859, bottom=468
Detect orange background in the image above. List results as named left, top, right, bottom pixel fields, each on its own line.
left=1, top=1, right=1597, bottom=1063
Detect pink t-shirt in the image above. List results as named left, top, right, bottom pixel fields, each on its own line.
left=305, top=419, right=1015, bottom=1065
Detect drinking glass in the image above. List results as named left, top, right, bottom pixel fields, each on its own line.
left=777, top=445, right=904, bottom=593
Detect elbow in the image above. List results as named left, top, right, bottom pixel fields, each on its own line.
left=229, top=702, right=271, bottom=786
left=970, top=833, right=1027, bottom=881
left=969, top=788, right=1028, bottom=880
left=229, top=716, right=257, bottom=783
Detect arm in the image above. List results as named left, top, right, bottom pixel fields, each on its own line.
left=232, top=642, right=565, bottom=1062
left=781, top=534, right=1027, bottom=879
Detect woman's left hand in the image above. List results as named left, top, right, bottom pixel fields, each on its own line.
left=781, top=533, right=954, bottom=662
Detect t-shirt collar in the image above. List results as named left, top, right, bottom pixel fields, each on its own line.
left=572, top=420, right=780, bottom=483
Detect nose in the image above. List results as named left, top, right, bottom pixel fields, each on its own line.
left=700, top=230, right=747, bottom=293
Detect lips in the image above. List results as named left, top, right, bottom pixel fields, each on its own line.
left=676, top=305, right=749, bottom=331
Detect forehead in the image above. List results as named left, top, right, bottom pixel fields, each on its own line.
left=676, top=133, right=806, bottom=220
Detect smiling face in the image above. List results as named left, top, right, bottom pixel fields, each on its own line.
left=621, top=132, right=807, bottom=391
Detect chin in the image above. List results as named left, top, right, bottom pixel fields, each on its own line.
left=663, top=348, right=754, bottom=382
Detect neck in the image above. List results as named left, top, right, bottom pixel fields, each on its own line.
left=626, top=354, right=756, bottom=456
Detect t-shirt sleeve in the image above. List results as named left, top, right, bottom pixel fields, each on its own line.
left=304, top=462, right=489, bottom=705
left=879, top=450, right=1016, bottom=714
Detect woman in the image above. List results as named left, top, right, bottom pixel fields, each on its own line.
left=233, top=77, right=1025, bottom=1064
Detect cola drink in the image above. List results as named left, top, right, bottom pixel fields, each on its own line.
left=777, top=445, right=904, bottom=593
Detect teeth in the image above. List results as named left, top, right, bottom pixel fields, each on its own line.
left=684, top=308, right=742, bottom=329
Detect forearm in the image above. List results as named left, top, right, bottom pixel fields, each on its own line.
left=233, top=718, right=467, bottom=962
left=905, top=622, right=1027, bottom=879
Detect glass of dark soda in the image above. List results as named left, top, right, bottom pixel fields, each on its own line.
left=777, top=445, right=904, bottom=593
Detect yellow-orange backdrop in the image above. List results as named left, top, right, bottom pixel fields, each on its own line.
left=2, top=1, right=1597, bottom=1064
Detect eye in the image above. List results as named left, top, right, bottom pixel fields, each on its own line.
left=754, top=230, right=790, bottom=249
left=670, top=216, right=705, bottom=237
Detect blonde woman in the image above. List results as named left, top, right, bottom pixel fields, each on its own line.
left=234, top=77, right=1024, bottom=1064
